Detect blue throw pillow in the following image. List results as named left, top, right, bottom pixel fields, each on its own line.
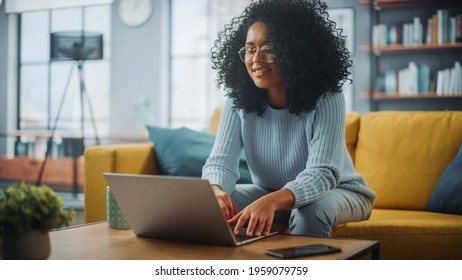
left=146, top=125, right=251, bottom=184
left=428, top=141, right=462, bottom=215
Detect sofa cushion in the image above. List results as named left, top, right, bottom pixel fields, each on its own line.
left=355, top=111, right=462, bottom=210
left=345, top=112, right=360, bottom=163
left=84, top=143, right=157, bottom=223
left=428, top=140, right=462, bottom=215
left=209, top=108, right=222, bottom=135
left=332, top=208, right=462, bottom=259
left=146, top=125, right=251, bottom=183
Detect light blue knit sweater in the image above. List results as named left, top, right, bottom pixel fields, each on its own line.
left=202, top=92, right=376, bottom=209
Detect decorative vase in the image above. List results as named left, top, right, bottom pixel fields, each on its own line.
left=0, top=230, right=51, bottom=260
left=106, top=186, right=130, bottom=229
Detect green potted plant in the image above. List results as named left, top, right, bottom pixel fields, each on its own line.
left=0, top=182, right=75, bottom=260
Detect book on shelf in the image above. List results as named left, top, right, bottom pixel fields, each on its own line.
left=402, top=62, right=430, bottom=96
left=413, top=17, right=423, bottom=45
left=436, top=61, right=462, bottom=96
left=389, top=26, right=399, bottom=45
left=426, top=18, right=433, bottom=45
left=378, top=62, right=462, bottom=97
left=377, top=70, right=397, bottom=94
left=437, top=9, right=447, bottom=44
left=457, top=14, right=462, bottom=42
left=408, top=62, right=418, bottom=94
left=372, top=24, right=386, bottom=48
left=372, top=9, right=462, bottom=48
left=449, top=16, right=456, bottom=43
left=419, top=64, right=431, bottom=94
left=432, top=14, right=438, bottom=44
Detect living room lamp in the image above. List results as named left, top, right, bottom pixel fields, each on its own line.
left=49, top=31, right=103, bottom=142
left=36, top=32, right=103, bottom=188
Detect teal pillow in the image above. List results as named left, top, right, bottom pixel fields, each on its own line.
left=428, top=141, right=462, bottom=215
left=146, top=125, right=251, bottom=184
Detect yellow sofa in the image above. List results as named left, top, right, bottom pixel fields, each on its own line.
left=84, top=110, right=462, bottom=259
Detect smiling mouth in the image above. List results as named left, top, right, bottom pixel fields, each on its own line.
left=253, top=68, right=271, bottom=77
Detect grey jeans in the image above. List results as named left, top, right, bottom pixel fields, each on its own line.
left=230, top=184, right=374, bottom=237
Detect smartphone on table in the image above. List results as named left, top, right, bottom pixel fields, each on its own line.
left=265, top=243, right=341, bottom=259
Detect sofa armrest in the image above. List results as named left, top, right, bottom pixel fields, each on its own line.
left=84, top=142, right=159, bottom=223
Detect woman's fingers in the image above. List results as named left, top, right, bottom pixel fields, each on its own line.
left=214, top=187, right=277, bottom=237
left=212, top=186, right=238, bottom=220
left=228, top=211, right=241, bottom=225
left=231, top=197, right=276, bottom=237
left=218, top=198, right=231, bottom=219
left=230, top=199, right=239, bottom=217
left=232, top=211, right=247, bottom=236
left=254, top=217, right=267, bottom=237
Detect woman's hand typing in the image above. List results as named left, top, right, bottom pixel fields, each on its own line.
left=211, top=185, right=239, bottom=220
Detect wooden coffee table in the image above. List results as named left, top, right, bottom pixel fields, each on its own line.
left=49, top=222, right=379, bottom=260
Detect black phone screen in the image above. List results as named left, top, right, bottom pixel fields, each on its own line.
left=265, top=244, right=341, bottom=259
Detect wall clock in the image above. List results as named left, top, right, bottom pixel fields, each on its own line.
left=118, top=0, right=154, bottom=28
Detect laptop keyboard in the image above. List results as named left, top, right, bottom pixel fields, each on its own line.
left=230, top=226, right=260, bottom=242
left=235, top=234, right=258, bottom=242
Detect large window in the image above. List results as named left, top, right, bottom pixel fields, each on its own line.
left=170, top=0, right=249, bottom=131
left=19, top=5, right=111, bottom=138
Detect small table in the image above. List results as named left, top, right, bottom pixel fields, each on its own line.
left=49, top=222, right=379, bottom=260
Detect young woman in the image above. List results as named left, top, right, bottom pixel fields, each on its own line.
left=202, top=0, right=376, bottom=238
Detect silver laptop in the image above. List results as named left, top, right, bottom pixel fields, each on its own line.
left=103, top=173, right=277, bottom=246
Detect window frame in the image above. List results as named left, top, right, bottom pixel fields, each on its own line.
left=16, top=4, right=111, bottom=155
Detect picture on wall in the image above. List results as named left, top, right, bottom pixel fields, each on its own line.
left=327, top=7, right=355, bottom=112
left=327, top=7, right=355, bottom=55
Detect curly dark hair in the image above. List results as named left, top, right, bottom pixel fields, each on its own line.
left=211, top=0, right=352, bottom=115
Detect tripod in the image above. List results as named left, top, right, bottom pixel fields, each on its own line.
left=36, top=60, right=100, bottom=197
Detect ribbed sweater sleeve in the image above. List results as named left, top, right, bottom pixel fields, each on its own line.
left=282, top=93, right=346, bottom=208
left=201, top=99, right=243, bottom=194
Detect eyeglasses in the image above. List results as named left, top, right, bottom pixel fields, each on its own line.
left=238, top=45, right=275, bottom=64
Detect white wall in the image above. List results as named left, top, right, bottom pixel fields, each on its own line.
left=109, top=0, right=170, bottom=133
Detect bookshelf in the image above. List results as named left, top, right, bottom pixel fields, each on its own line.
left=363, top=91, right=462, bottom=100
left=364, top=0, right=462, bottom=111
left=361, top=42, right=462, bottom=54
